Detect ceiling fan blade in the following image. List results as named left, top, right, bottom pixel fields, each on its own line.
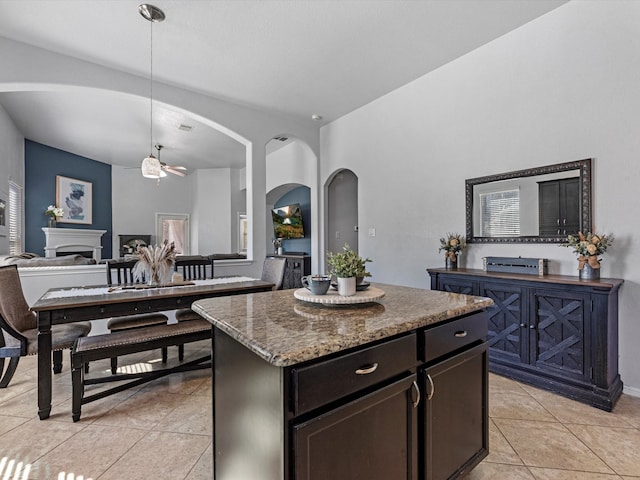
left=170, top=166, right=187, bottom=170
left=165, top=167, right=187, bottom=177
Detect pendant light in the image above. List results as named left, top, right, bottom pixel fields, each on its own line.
left=139, top=4, right=165, bottom=179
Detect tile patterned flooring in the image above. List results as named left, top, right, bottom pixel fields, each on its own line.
left=1, top=343, right=639, bottom=480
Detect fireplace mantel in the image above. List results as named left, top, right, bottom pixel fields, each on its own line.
left=42, top=228, right=107, bottom=261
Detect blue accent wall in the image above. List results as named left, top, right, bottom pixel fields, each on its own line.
left=274, top=185, right=311, bottom=255
left=25, top=140, right=113, bottom=258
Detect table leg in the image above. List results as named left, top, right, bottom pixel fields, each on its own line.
left=37, top=312, right=53, bottom=420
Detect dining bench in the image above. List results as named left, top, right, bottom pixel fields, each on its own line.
left=71, top=319, right=211, bottom=422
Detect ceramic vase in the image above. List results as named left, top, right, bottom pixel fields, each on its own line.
left=337, top=276, right=356, bottom=296
left=48, top=217, right=56, bottom=228
left=445, top=255, right=458, bottom=270
left=579, top=262, right=600, bottom=280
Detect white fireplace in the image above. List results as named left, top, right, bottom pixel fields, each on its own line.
left=42, top=228, right=107, bottom=261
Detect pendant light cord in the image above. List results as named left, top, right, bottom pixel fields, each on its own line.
left=149, top=18, right=153, bottom=156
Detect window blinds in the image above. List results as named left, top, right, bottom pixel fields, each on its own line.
left=479, top=189, right=520, bottom=237
left=9, top=180, right=23, bottom=255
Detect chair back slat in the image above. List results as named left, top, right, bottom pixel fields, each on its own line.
left=174, top=257, right=213, bottom=280
left=106, top=260, right=141, bottom=286
left=261, top=257, right=287, bottom=290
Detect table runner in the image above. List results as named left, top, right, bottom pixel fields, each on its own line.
left=42, top=276, right=258, bottom=299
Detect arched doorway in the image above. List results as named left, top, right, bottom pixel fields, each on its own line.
left=326, top=169, right=358, bottom=256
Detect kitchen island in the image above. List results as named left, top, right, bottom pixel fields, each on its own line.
left=192, top=283, right=493, bottom=480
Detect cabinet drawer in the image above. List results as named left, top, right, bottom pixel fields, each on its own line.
left=292, top=334, right=417, bottom=416
left=421, top=311, right=488, bottom=363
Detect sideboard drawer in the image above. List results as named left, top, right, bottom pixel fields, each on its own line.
left=292, top=333, right=416, bottom=415
left=420, top=311, right=487, bottom=363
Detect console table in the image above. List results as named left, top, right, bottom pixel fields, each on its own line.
left=267, top=253, right=311, bottom=289
left=428, top=268, right=623, bottom=411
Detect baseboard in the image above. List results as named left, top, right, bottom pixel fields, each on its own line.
left=623, top=384, right=640, bottom=398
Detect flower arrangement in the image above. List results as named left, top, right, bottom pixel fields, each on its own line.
left=327, top=244, right=372, bottom=278
left=45, top=205, right=64, bottom=219
left=132, top=241, right=177, bottom=285
left=563, top=231, right=613, bottom=270
left=438, top=233, right=466, bottom=261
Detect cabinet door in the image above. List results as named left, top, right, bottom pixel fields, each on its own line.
left=531, top=289, right=589, bottom=382
left=481, top=283, right=528, bottom=364
left=560, top=178, right=580, bottom=235
left=293, top=374, right=418, bottom=480
left=422, top=342, right=488, bottom=480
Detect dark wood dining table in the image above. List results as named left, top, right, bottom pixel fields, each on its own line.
left=30, top=278, right=274, bottom=420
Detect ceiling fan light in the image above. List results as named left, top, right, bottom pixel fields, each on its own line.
left=141, top=155, right=162, bottom=178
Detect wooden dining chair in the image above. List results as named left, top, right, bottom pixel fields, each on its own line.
left=105, top=259, right=170, bottom=374
left=173, top=257, right=215, bottom=359
left=0, top=265, right=92, bottom=388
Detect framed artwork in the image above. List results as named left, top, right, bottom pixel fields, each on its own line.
left=56, top=176, right=93, bottom=224
left=0, top=197, right=6, bottom=236
left=155, top=213, right=190, bottom=255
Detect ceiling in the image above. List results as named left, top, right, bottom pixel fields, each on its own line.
left=0, top=0, right=567, bottom=172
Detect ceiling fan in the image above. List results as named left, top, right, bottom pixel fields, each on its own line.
left=155, top=144, right=187, bottom=177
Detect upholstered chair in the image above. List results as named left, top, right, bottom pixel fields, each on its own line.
left=261, top=256, right=287, bottom=290
left=0, top=265, right=91, bottom=387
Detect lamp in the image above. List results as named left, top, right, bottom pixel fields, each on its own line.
left=139, top=4, right=165, bottom=179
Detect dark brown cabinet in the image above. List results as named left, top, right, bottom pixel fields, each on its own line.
left=268, top=254, right=311, bottom=289
left=213, top=311, right=489, bottom=480
left=293, top=374, right=418, bottom=480
left=428, top=268, right=623, bottom=411
left=538, top=177, right=580, bottom=236
left=421, top=343, right=488, bottom=480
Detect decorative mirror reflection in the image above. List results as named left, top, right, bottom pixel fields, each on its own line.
left=465, top=159, right=592, bottom=243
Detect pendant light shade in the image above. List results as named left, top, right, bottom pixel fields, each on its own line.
left=141, top=154, right=162, bottom=178
left=139, top=4, right=165, bottom=179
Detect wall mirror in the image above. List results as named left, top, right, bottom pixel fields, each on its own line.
left=465, top=159, right=592, bottom=243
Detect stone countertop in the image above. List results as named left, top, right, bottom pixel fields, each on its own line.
left=192, top=283, right=493, bottom=367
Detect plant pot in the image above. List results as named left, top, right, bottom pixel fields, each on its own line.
left=337, top=277, right=356, bottom=296
left=579, top=262, right=600, bottom=280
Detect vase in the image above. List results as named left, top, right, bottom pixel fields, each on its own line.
left=48, top=217, right=56, bottom=228
left=337, top=277, right=356, bottom=296
left=579, top=262, right=600, bottom=280
left=445, top=255, right=458, bottom=270
left=277, top=247, right=283, bottom=255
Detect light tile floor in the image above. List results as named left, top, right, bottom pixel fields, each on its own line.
left=1, top=345, right=640, bottom=480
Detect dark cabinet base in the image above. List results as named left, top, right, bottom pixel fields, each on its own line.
left=268, top=254, right=311, bottom=289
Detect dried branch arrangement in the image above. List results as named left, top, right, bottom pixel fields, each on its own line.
left=133, top=241, right=177, bottom=285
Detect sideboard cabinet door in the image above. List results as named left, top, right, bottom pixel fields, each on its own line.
left=531, top=288, right=589, bottom=382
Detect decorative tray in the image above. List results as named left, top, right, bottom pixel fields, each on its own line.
left=294, top=286, right=385, bottom=305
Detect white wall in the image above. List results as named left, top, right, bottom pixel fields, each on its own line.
left=0, top=105, right=24, bottom=255
left=320, top=1, right=640, bottom=394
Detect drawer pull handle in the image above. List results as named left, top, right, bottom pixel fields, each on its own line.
left=411, top=380, right=421, bottom=408
left=426, top=374, right=435, bottom=400
left=454, top=331, right=468, bottom=338
left=355, top=363, right=378, bottom=375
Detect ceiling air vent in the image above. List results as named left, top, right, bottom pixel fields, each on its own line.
left=273, top=136, right=288, bottom=142
left=178, top=124, right=193, bottom=132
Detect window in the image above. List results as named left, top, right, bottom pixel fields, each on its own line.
left=9, top=181, right=23, bottom=255
left=155, top=213, right=189, bottom=255
left=479, top=189, right=520, bottom=237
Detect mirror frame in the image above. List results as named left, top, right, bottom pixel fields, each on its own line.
left=465, top=158, right=592, bottom=243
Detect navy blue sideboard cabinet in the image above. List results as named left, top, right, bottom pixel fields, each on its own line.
left=428, top=268, right=623, bottom=411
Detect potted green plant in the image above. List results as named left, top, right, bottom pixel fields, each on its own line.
left=327, top=244, right=372, bottom=296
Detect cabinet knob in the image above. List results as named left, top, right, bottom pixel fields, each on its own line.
left=355, top=363, right=378, bottom=375
left=520, top=323, right=526, bottom=328
left=529, top=325, right=536, bottom=329
left=454, top=331, right=468, bottom=338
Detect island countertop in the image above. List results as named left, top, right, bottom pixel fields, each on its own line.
left=192, top=283, right=493, bottom=367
